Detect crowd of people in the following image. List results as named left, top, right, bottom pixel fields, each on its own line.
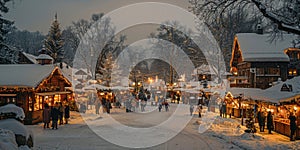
left=42, top=102, right=70, bottom=130
left=257, top=109, right=298, bottom=141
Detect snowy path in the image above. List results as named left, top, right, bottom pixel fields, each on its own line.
left=26, top=104, right=300, bottom=150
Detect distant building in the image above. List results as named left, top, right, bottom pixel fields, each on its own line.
left=229, top=33, right=300, bottom=89
left=18, top=52, right=38, bottom=64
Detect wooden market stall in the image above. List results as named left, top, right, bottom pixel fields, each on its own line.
left=225, top=88, right=263, bottom=118
left=240, top=76, right=300, bottom=139
left=0, top=64, right=72, bottom=124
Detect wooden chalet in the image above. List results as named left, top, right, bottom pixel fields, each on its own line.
left=230, top=33, right=299, bottom=89
left=0, top=64, right=72, bottom=124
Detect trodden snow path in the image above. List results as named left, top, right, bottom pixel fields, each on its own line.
left=26, top=104, right=300, bottom=150
left=27, top=104, right=236, bottom=150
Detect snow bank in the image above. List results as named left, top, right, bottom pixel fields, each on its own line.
left=0, top=119, right=30, bottom=139
left=0, top=128, right=18, bottom=150
left=201, top=114, right=299, bottom=150
left=0, top=104, right=25, bottom=120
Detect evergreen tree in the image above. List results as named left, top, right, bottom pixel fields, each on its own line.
left=44, top=13, right=64, bottom=63
left=0, top=0, right=16, bottom=64
left=96, top=52, right=114, bottom=87
left=245, top=109, right=257, bottom=133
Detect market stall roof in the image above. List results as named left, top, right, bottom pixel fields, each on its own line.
left=36, top=54, right=53, bottom=60
left=83, top=84, right=109, bottom=91
left=0, top=64, right=55, bottom=88
left=263, top=76, right=300, bottom=103
left=233, top=33, right=297, bottom=62
left=227, top=88, right=263, bottom=99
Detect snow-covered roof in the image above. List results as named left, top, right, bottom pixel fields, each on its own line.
left=21, top=52, right=38, bottom=64
left=235, top=33, right=297, bottom=62
left=227, top=88, right=263, bottom=99
left=36, top=54, right=53, bottom=60
left=265, top=76, right=300, bottom=93
left=228, top=77, right=300, bottom=103
left=56, top=62, right=73, bottom=82
left=262, top=76, right=300, bottom=103
left=0, top=64, right=55, bottom=87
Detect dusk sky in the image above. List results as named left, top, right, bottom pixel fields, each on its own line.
left=5, top=0, right=189, bottom=34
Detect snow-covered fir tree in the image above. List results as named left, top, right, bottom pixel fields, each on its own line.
left=96, top=52, right=123, bottom=87
left=44, top=13, right=64, bottom=63
left=0, top=0, right=17, bottom=64
left=96, top=52, right=114, bottom=87
left=245, top=109, right=257, bottom=133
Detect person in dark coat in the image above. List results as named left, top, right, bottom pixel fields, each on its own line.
left=257, top=110, right=266, bottom=132
left=164, top=101, right=169, bottom=112
left=43, top=103, right=51, bottom=129
left=101, top=98, right=107, bottom=113
left=261, top=112, right=266, bottom=132
left=190, top=105, right=194, bottom=116
left=58, top=102, right=64, bottom=125
left=221, top=101, right=227, bottom=118
left=51, top=103, right=59, bottom=129
left=94, top=100, right=100, bottom=115
left=198, top=104, right=202, bottom=118
left=64, top=104, right=70, bottom=124
left=289, top=113, right=297, bottom=141
left=106, top=101, right=111, bottom=114
left=266, top=111, right=273, bottom=134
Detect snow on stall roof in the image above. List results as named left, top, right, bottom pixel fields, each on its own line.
left=0, top=64, right=54, bottom=87
left=236, top=33, right=297, bottom=62
left=227, top=87, right=263, bottom=99
left=0, top=104, right=25, bottom=120
left=228, top=77, right=300, bottom=104
left=263, top=76, right=300, bottom=103
left=36, top=54, right=53, bottom=60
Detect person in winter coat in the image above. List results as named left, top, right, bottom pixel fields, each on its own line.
left=164, top=101, right=169, bottom=112
left=257, top=110, right=266, bottom=132
left=64, top=104, right=70, bottom=124
left=266, top=111, right=273, bottom=134
left=95, top=100, right=101, bottom=115
left=289, top=112, right=297, bottom=141
left=43, top=103, right=51, bottom=129
left=51, top=103, right=60, bottom=129
left=190, top=105, right=194, bottom=116
left=158, top=103, right=162, bottom=112
left=58, top=102, right=64, bottom=125
left=198, top=104, right=202, bottom=118
left=106, top=101, right=112, bottom=114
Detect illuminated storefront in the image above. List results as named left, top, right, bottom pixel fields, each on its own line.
left=0, top=65, right=72, bottom=124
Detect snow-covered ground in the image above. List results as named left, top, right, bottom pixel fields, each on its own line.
left=24, top=104, right=300, bottom=150
left=200, top=109, right=300, bottom=150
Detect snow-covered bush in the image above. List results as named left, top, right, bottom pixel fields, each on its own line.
left=0, top=128, right=18, bottom=150
left=0, top=104, right=33, bottom=148
left=0, top=104, right=25, bottom=121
